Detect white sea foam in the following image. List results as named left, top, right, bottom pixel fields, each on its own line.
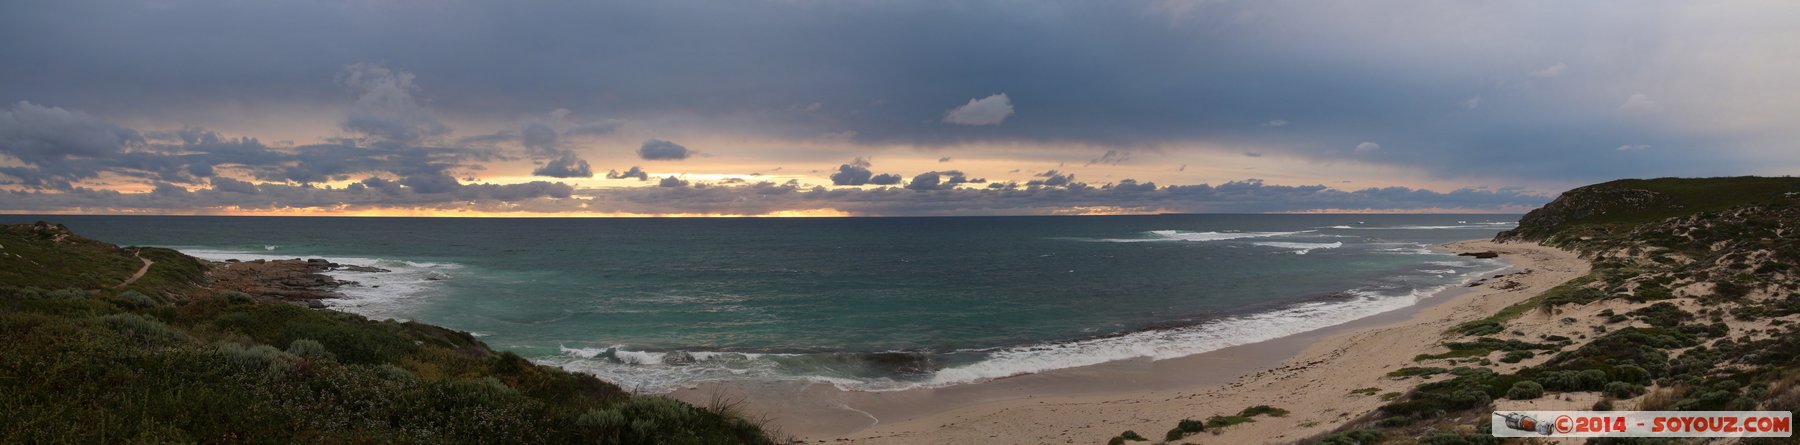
left=1081, top=229, right=1314, bottom=243
left=1252, top=241, right=1343, bottom=254
left=178, top=248, right=460, bottom=320
left=1425, top=260, right=1477, bottom=267
left=543, top=261, right=1512, bottom=393
left=1372, top=243, right=1434, bottom=255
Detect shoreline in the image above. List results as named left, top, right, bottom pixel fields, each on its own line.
left=671, top=239, right=1589, bottom=443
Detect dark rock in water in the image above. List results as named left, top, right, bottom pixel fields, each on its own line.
left=225, top=259, right=240, bottom=263
left=1458, top=251, right=1500, bottom=259
left=307, top=258, right=329, bottom=264
left=663, top=351, right=697, bottom=366
left=336, top=265, right=391, bottom=273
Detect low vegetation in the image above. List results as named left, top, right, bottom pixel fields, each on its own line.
left=0, top=223, right=779, bottom=444
left=1310, top=177, right=1800, bottom=444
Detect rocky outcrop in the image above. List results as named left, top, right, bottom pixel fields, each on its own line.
left=205, top=258, right=389, bottom=302
left=1495, top=182, right=1668, bottom=242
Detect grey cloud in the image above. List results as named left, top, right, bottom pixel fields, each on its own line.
left=532, top=153, right=594, bottom=178
left=398, top=171, right=464, bottom=194
left=869, top=173, right=903, bottom=185
left=209, top=177, right=260, bottom=194
left=0, top=0, right=1786, bottom=185
left=521, top=121, right=558, bottom=154
left=1108, top=179, right=1156, bottom=192
left=657, top=175, right=688, bottom=187
left=943, top=93, right=1014, bottom=126
left=638, top=139, right=692, bottom=160
left=605, top=166, right=649, bottom=181
left=904, top=170, right=977, bottom=191
left=0, top=101, right=143, bottom=188
left=829, top=157, right=903, bottom=186
left=336, top=64, right=449, bottom=146
left=565, top=178, right=1548, bottom=216
left=3, top=71, right=502, bottom=189
left=566, top=119, right=622, bottom=136
left=1029, top=170, right=1076, bottom=187
left=0, top=176, right=1545, bottom=215
left=1085, top=150, right=1127, bottom=166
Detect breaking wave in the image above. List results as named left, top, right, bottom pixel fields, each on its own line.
left=1074, top=229, right=1315, bottom=243
left=1252, top=241, right=1344, bottom=254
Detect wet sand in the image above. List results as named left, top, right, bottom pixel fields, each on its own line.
left=670, top=239, right=1588, bottom=444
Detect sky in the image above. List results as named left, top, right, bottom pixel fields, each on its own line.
left=2, top=0, right=1797, bottom=216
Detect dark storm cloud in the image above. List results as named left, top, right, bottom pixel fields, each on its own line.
left=3, top=1, right=1787, bottom=183
left=637, top=139, right=693, bottom=161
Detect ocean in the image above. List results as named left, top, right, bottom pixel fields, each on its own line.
left=8, top=214, right=1517, bottom=392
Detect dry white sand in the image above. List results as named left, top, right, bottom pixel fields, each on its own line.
left=674, top=240, right=1588, bottom=445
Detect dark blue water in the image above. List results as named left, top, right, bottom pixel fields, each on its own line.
left=6, top=214, right=1517, bottom=391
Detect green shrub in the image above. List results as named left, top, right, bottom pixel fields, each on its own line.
left=1420, top=432, right=1503, bottom=445
left=1605, top=381, right=1646, bottom=398
left=1177, top=418, right=1205, bottom=433
left=1165, top=427, right=1186, bottom=441
left=1614, top=364, right=1652, bottom=385
left=1205, top=415, right=1252, bottom=429
left=1314, top=429, right=1382, bottom=445
left=114, top=290, right=158, bottom=308
left=1537, top=369, right=1609, bottom=392
left=1507, top=381, right=1544, bottom=400
left=215, top=290, right=256, bottom=304
left=1631, top=285, right=1674, bottom=302
left=1388, top=367, right=1447, bottom=378
left=1106, top=436, right=1126, bottom=445
left=1119, top=430, right=1146, bottom=441
left=213, top=342, right=296, bottom=371
left=98, top=313, right=192, bottom=347
left=1628, top=302, right=1693, bottom=328
left=287, top=338, right=336, bottom=361
left=1500, top=350, right=1535, bottom=364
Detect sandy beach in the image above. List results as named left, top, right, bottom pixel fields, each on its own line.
left=674, top=239, right=1589, bottom=444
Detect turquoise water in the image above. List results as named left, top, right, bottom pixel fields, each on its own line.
left=12, top=214, right=1516, bottom=391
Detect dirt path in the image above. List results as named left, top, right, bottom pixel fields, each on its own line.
left=115, top=251, right=153, bottom=288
